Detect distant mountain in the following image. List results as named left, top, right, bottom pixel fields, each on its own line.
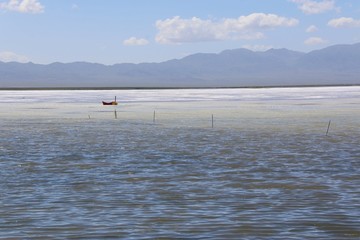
left=1, top=43, right=360, bottom=88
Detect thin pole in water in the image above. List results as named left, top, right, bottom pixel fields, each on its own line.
left=326, top=120, right=331, bottom=136
left=212, top=114, right=214, bottom=128
left=114, top=109, right=117, bottom=119
left=153, top=111, right=156, bottom=123
left=88, top=115, right=91, bottom=119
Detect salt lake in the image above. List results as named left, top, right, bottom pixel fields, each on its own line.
left=0, top=87, right=359, bottom=239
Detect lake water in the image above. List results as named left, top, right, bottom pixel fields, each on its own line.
left=1, top=87, right=359, bottom=239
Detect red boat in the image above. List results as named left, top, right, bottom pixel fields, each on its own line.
left=102, top=101, right=118, bottom=105
left=102, top=96, right=118, bottom=105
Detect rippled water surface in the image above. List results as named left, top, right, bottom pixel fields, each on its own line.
left=1, top=87, right=359, bottom=239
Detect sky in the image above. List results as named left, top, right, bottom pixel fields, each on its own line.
left=0, top=0, right=360, bottom=65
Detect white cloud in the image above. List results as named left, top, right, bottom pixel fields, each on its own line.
left=123, top=37, right=149, bottom=46
left=304, top=37, right=326, bottom=45
left=242, top=45, right=273, bottom=52
left=0, top=0, right=44, bottom=13
left=328, top=17, right=360, bottom=28
left=289, top=0, right=335, bottom=14
left=0, top=51, right=29, bottom=63
left=306, top=25, right=318, bottom=32
left=155, top=14, right=299, bottom=44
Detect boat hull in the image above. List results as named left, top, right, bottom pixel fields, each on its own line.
left=102, top=101, right=118, bottom=105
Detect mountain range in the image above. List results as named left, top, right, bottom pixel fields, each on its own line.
left=1, top=43, right=360, bottom=88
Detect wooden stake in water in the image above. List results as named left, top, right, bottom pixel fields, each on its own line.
left=212, top=114, right=214, bottom=128
left=88, top=115, right=91, bottom=119
left=114, top=109, right=117, bottom=119
left=153, top=111, right=156, bottom=123
left=326, top=120, right=331, bottom=136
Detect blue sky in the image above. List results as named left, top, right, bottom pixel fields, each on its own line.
left=1, top=0, right=360, bottom=65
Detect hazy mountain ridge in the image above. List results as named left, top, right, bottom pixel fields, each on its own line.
left=1, top=43, right=360, bottom=88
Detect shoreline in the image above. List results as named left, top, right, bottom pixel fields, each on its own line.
left=0, top=84, right=359, bottom=91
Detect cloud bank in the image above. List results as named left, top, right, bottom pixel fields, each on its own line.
left=242, top=45, right=273, bottom=52
left=0, top=51, right=29, bottom=63
left=290, top=0, right=335, bottom=14
left=328, top=17, right=360, bottom=28
left=0, top=0, right=44, bottom=13
left=123, top=37, right=149, bottom=46
left=155, top=14, right=298, bottom=44
left=304, top=37, right=326, bottom=45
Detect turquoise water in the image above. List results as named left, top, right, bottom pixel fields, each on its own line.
left=0, top=87, right=359, bottom=239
